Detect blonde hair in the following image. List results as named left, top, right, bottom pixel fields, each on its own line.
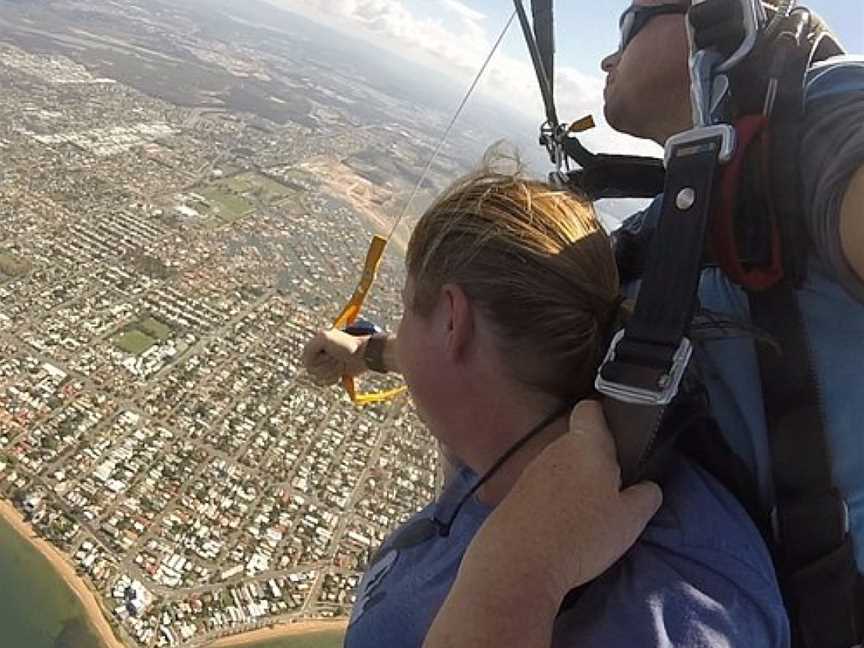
left=406, top=165, right=621, bottom=402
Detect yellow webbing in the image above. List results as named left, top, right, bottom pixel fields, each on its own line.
left=331, top=13, right=518, bottom=407
left=333, top=235, right=407, bottom=405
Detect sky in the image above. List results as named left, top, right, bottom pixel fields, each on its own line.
left=269, top=0, right=864, bottom=154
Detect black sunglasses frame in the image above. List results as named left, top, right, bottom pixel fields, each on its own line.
left=619, top=4, right=689, bottom=52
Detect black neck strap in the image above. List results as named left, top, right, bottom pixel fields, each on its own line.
left=433, top=399, right=575, bottom=537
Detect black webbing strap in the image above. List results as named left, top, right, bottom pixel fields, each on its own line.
left=599, top=132, right=724, bottom=486
left=560, top=142, right=666, bottom=200
left=531, top=0, right=555, bottom=101
left=514, top=0, right=557, bottom=129
left=750, top=284, right=863, bottom=648
left=745, top=13, right=862, bottom=647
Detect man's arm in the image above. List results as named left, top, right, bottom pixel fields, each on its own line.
left=799, top=64, right=864, bottom=300
left=840, top=165, right=864, bottom=283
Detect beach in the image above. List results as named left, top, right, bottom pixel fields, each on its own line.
left=0, top=497, right=126, bottom=648
left=209, top=620, right=347, bottom=647
left=0, top=496, right=348, bottom=648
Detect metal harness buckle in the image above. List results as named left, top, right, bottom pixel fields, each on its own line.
left=595, top=330, right=694, bottom=406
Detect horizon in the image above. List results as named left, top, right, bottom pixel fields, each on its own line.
left=266, top=0, right=864, bottom=155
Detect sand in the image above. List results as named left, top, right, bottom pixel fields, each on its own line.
left=208, top=619, right=348, bottom=647
left=0, top=497, right=348, bottom=648
left=0, top=498, right=126, bottom=648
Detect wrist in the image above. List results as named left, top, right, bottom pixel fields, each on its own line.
left=362, top=334, right=388, bottom=373
left=459, top=539, right=565, bottom=618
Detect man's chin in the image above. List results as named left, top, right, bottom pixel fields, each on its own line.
left=604, top=102, right=650, bottom=140
left=603, top=102, right=628, bottom=136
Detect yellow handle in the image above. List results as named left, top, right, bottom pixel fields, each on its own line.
left=569, top=115, right=596, bottom=133
left=333, top=235, right=406, bottom=405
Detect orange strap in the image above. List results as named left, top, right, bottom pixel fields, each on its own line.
left=333, top=235, right=407, bottom=405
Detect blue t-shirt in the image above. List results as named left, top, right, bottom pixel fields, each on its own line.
left=615, top=57, right=864, bottom=568
left=346, top=457, right=789, bottom=648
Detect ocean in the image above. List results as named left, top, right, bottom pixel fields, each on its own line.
left=0, top=515, right=104, bottom=648
left=0, top=514, right=347, bottom=648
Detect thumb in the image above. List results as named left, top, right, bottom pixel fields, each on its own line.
left=618, top=481, right=663, bottom=539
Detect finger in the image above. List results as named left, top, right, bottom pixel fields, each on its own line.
left=568, top=399, right=616, bottom=460
left=311, top=368, right=341, bottom=386
left=309, top=360, right=342, bottom=384
left=308, top=354, right=340, bottom=373
left=618, top=481, right=663, bottom=539
left=301, top=331, right=329, bottom=366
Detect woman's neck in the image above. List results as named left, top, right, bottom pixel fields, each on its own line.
left=468, top=400, right=571, bottom=507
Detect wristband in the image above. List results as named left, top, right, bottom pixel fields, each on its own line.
left=363, top=334, right=389, bottom=374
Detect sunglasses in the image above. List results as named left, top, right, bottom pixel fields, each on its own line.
left=619, top=4, right=689, bottom=52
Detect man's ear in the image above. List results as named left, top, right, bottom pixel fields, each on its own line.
left=440, top=283, right=474, bottom=359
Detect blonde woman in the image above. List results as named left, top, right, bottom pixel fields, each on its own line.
left=303, top=171, right=788, bottom=647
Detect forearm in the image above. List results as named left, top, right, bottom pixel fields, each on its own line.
left=423, top=562, right=559, bottom=648
left=840, top=165, right=864, bottom=283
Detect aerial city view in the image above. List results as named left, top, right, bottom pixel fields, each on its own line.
left=0, top=0, right=531, bottom=646
left=3, top=0, right=864, bottom=646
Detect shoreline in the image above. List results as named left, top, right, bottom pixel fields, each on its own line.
left=208, top=619, right=347, bottom=647
left=0, top=497, right=126, bottom=648
left=0, top=497, right=348, bottom=648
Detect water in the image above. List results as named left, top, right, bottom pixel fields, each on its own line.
left=0, top=515, right=105, bottom=648
left=0, top=513, right=347, bottom=648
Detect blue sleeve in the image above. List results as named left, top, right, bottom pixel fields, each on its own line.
left=801, top=57, right=864, bottom=303
left=552, top=542, right=790, bottom=647
left=552, top=460, right=790, bottom=647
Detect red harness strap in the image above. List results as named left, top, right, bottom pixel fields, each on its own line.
left=710, top=114, right=784, bottom=291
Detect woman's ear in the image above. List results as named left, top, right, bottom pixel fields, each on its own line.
left=440, top=283, right=474, bottom=360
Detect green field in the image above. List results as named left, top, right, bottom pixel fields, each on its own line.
left=192, top=172, right=295, bottom=224
left=199, top=186, right=254, bottom=222
left=138, top=316, right=172, bottom=341
left=114, top=329, right=156, bottom=355
left=222, top=172, right=295, bottom=204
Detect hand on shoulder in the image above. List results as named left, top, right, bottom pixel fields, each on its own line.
left=464, top=400, right=663, bottom=602
left=423, top=401, right=662, bottom=648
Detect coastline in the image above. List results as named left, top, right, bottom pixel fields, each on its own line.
left=208, top=620, right=347, bottom=647
left=0, top=497, right=126, bottom=648
left=0, top=496, right=348, bottom=648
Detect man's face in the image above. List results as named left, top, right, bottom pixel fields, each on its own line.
left=601, top=0, right=693, bottom=143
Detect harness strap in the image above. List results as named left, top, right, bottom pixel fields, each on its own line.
left=560, top=138, right=666, bottom=200
left=710, top=114, right=785, bottom=290
left=598, top=130, right=725, bottom=485
left=743, top=12, right=863, bottom=647
left=749, top=284, right=863, bottom=648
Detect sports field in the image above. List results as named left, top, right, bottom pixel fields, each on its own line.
left=114, top=329, right=156, bottom=355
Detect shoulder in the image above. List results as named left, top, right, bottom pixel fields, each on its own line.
left=643, top=459, right=773, bottom=572
left=806, top=55, right=864, bottom=104
left=614, top=197, right=663, bottom=283
left=553, top=457, right=790, bottom=647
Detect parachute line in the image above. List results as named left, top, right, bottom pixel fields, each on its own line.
left=386, top=9, right=517, bottom=241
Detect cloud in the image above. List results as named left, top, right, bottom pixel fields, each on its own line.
left=441, top=0, right=486, bottom=23
left=268, top=0, right=660, bottom=157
